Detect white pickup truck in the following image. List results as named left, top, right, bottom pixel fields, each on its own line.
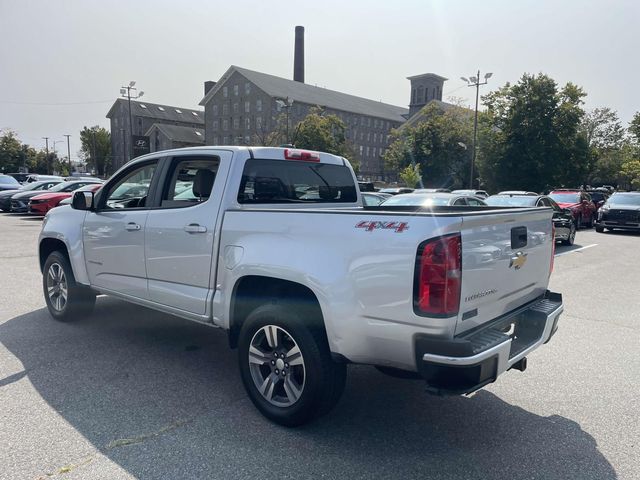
left=38, top=146, right=563, bottom=426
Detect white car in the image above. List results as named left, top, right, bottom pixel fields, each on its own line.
left=39, top=146, right=563, bottom=426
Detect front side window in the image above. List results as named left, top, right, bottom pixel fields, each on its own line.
left=160, top=156, right=220, bottom=208
left=238, top=159, right=357, bottom=204
left=102, top=163, right=156, bottom=209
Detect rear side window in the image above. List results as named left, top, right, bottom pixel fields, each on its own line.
left=238, top=159, right=357, bottom=204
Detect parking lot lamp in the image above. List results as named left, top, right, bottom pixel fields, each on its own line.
left=462, top=71, right=492, bottom=188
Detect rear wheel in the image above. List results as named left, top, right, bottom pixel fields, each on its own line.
left=43, top=251, right=95, bottom=322
left=595, top=226, right=604, bottom=233
left=576, top=214, right=582, bottom=229
left=238, top=303, right=346, bottom=426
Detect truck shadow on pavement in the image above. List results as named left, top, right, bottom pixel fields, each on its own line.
left=0, top=298, right=617, bottom=480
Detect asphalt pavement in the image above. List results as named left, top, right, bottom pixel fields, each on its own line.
left=0, top=212, right=638, bottom=480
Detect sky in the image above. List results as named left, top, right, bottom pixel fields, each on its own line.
left=0, top=0, right=638, bottom=163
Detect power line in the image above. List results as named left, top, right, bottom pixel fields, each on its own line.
left=0, top=99, right=113, bottom=106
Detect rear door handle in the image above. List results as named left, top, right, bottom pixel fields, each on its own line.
left=125, top=222, right=141, bottom=231
left=184, top=223, right=207, bottom=233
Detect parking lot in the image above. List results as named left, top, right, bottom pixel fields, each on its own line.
left=0, top=212, right=638, bottom=480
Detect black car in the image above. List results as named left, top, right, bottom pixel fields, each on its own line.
left=0, top=180, right=62, bottom=211
left=585, top=190, right=610, bottom=210
left=595, top=192, right=640, bottom=232
left=0, top=174, right=21, bottom=191
left=485, top=193, right=576, bottom=245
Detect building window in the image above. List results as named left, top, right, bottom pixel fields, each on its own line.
left=222, top=136, right=228, bottom=144
left=245, top=101, right=250, bottom=113
left=367, top=118, right=371, bottom=127
left=213, top=136, right=218, bottom=144
left=256, top=116, right=262, bottom=130
left=213, top=120, right=219, bottom=130
left=417, top=86, right=424, bottom=103
left=245, top=117, right=251, bottom=130
left=234, top=84, right=239, bottom=96
left=212, top=105, right=218, bottom=116
left=373, top=133, right=377, bottom=143
left=233, top=103, right=238, bottom=114
left=360, top=132, right=364, bottom=141
left=245, top=82, right=251, bottom=95
left=367, top=132, right=370, bottom=142
left=412, top=89, right=417, bottom=104
left=223, top=119, right=229, bottom=131
left=359, top=145, right=363, bottom=156
left=373, top=147, right=377, bottom=158
left=386, top=121, right=390, bottom=130
left=222, top=104, right=228, bottom=115
left=223, top=86, right=228, bottom=98
left=245, top=135, right=251, bottom=144
left=366, top=146, right=370, bottom=157
left=256, top=99, right=262, bottom=112
left=233, top=118, right=240, bottom=129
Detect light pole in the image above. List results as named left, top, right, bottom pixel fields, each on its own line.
left=276, top=98, right=293, bottom=145
left=64, top=134, right=72, bottom=175
left=461, top=71, right=492, bottom=189
left=120, top=81, right=144, bottom=162
left=42, top=137, right=49, bottom=174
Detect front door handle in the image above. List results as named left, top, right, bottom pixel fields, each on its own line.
left=184, top=223, right=207, bottom=233
left=125, top=222, right=141, bottom=231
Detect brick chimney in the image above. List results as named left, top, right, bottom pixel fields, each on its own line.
left=204, top=81, right=216, bottom=96
left=294, top=26, right=305, bottom=83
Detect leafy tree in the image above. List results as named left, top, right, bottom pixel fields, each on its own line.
left=398, top=164, right=422, bottom=188
left=79, top=126, right=111, bottom=176
left=0, top=130, right=23, bottom=173
left=292, top=107, right=352, bottom=156
left=580, top=108, right=626, bottom=184
left=478, top=73, right=588, bottom=193
left=384, top=103, right=472, bottom=188
left=620, top=158, right=640, bottom=189
left=629, top=112, right=640, bottom=146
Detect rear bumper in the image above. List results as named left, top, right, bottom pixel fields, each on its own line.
left=415, top=291, right=563, bottom=395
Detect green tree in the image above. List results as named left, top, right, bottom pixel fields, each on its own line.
left=79, top=126, right=111, bottom=176
left=398, top=164, right=422, bottom=187
left=629, top=112, right=640, bottom=146
left=0, top=130, right=23, bottom=173
left=292, top=107, right=353, bottom=157
left=620, top=158, right=640, bottom=189
left=384, top=103, right=472, bottom=188
left=478, top=74, right=588, bottom=192
left=580, top=108, right=626, bottom=184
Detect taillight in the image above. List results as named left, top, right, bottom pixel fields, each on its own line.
left=284, top=148, right=320, bottom=162
left=414, top=234, right=461, bottom=317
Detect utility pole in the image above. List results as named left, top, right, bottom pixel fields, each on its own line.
left=120, top=82, right=144, bottom=162
left=42, top=137, right=50, bottom=174
left=64, top=134, right=72, bottom=176
left=461, top=70, right=492, bottom=189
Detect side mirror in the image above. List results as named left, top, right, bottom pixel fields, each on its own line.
left=72, top=191, right=94, bottom=210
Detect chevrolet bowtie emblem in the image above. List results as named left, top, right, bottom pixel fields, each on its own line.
left=509, top=252, right=528, bottom=270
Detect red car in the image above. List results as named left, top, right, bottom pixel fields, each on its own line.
left=28, top=182, right=102, bottom=215
left=548, top=190, right=597, bottom=228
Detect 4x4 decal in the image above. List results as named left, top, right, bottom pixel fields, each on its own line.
left=355, top=220, right=409, bottom=233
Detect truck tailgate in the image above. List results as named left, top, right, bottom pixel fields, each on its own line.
left=456, top=207, right=553, bottom=335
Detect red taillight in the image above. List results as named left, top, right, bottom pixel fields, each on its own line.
left=284, top=148, right=320, bottom=162
left=414, top=234, right=461, bottom=316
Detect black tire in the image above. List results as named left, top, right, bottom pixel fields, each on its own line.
left=595, top=226, right=604, bottom=233
left=562, top=221, right=576, bottom=245
left=576, top=214, right=582, bottom=230
left=587, top=213, right=594, bottom=228
left=238, top=303, right=346, bottom=427
left=43, top=251, right=96, bottom=322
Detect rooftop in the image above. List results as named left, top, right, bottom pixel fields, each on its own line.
left=145, top=123, right=205, bottom=144
left=107, top=99, right=204, bottom=125
left=200, top=66, right=409, bottom=123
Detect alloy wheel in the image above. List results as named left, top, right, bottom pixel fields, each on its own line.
left=248, top=325, right=306, bottom=407
left=46, top=263, right=67, bottom=312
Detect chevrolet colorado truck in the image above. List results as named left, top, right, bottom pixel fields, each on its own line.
left=38, top=146, right=563, bottom=426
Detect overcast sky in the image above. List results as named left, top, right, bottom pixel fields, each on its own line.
left=0, top=0, right=637, bottom=161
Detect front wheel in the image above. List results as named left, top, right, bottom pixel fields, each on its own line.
left=238, top=304, right=346, bottom=427
left=562, top=222, right=576, bottom=245
left=576, top=214, right=582, bottom=230
left=595, top=226, right=604, bottom=233
left=43, top=251, right=95, bottom=322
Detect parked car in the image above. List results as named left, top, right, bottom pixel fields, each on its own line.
left=25, top=174, right=64, bottom=183
left=357, top=181, right=376, bottom=192
left=38, top=146, right=562, bottom=426
left=378, top=187, right=414, bottom=195
left=413, top=188, right=451, bottom=193
left=6, top=172, right=30, bottom=184
left=381, top=192, right=487, bottom=207
left=28, top=180, right=103, bottom=215
left=57, top=183, right=104, bottom=206
left=0, top=174, right=21, bottom=191
left=548, top=190, right=597, bottom=229
left=451, top=189, right=489, bottom=199
left=595, top=192, right=640, bottom=233
left=64, top=176, right=103, bottom=182
left=361, top=192, right=391, bottom=206
left=11, top=180, right=89, bottom=213
left=485, top=193, right=576, bottom=245
left=0, top=180, right=62, bottom=211
left=585, top=190, right=609, bottom=210
left=498, top=190, right=538, bottom=196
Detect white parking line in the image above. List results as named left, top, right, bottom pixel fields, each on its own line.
left=555, top=243, right=598, bottom=257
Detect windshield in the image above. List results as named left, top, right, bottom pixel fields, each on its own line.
left=549, top=193, right=580, bottom=203
left=381, top=194, right=451, bottom=206
left=0, top=176, right=19, bottom=185
left=608, top=193, right=640, bottom=205
left=485, top=195, right=537, bottom=207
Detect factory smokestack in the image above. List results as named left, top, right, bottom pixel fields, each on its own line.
left=294, top=26, right=305, bottom=83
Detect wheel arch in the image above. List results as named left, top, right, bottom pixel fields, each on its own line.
left=228, top=275, right=326, bottom=349
left=39, top=237, right=69, bottom=273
